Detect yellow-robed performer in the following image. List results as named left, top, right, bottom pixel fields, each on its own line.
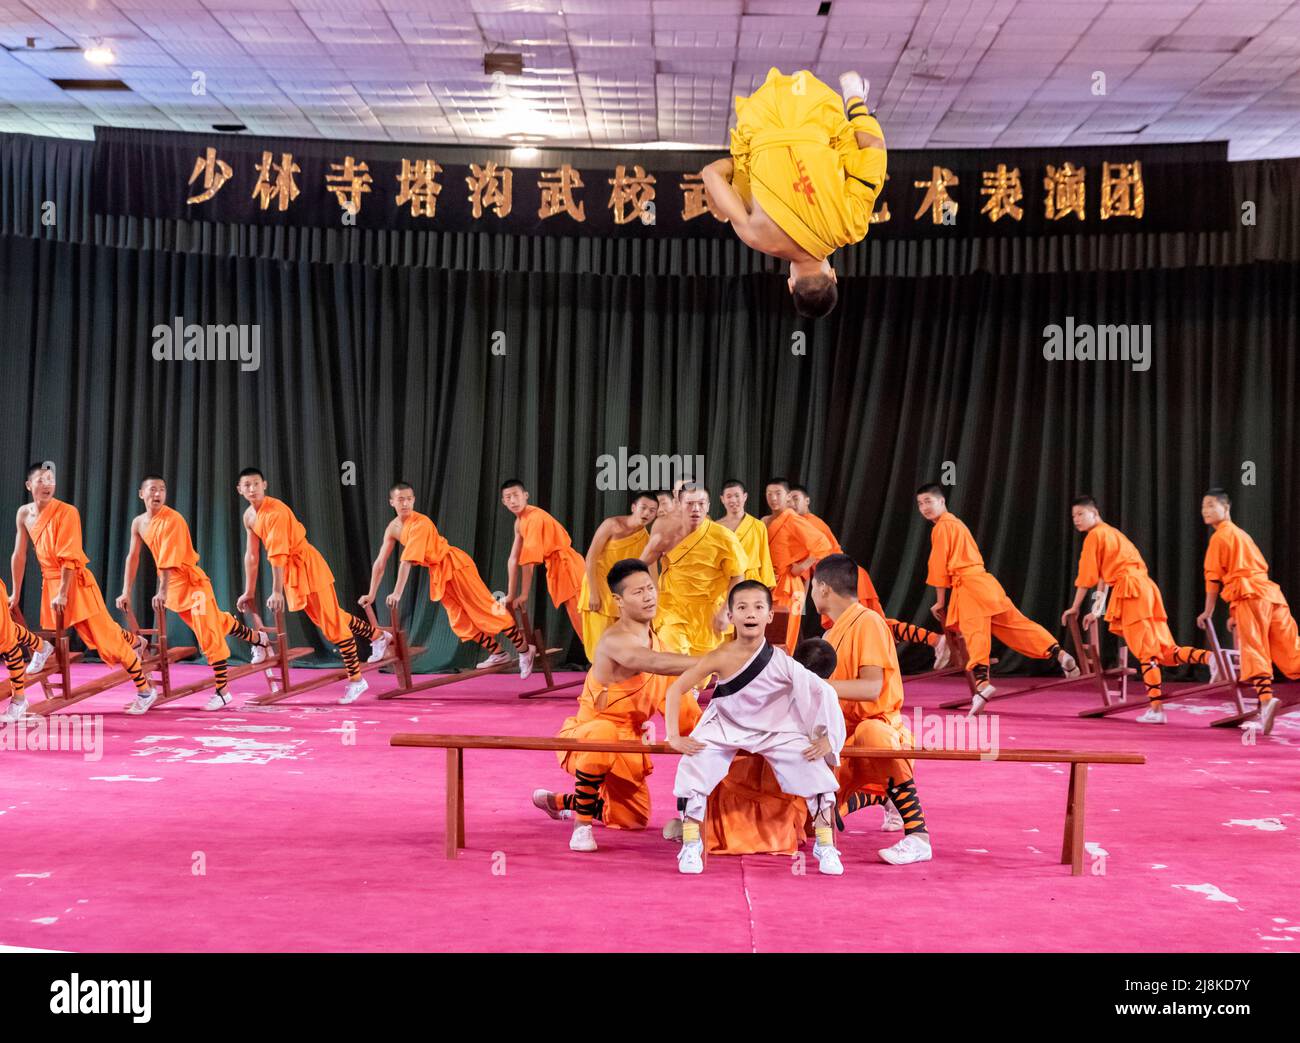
left=701, top=67, right=887, bottom=318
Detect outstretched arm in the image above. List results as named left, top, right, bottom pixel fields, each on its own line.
left=665, top=654, right=718, bottom=750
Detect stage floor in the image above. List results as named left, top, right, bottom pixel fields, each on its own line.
left=2, top=663, right=1297, bottom=953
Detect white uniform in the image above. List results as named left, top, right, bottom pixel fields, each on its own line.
left=674, top=641, right=847, bottom=821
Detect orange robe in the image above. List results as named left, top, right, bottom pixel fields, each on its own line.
left=826, top=602, right=913, bottom=802
left=29, top=499, right=138, bottom=668
left=766, top=508, right=833, bottom=652
left=400, top=511, right=512, bottom=644
left=803, top=511, right=884, bottom=617
left=557, top=634, right=701, bottom=830
left=927, top=511, right=1056, bottom=667
left=1204, top=521, right=1300, bottom=682
left=1075, top=523, right=1184, bottom=663
left=517, top=505, right=585, bottom=608
left=251, top=496, right=353, bottom=644
left=142, top=506, right=241, bottom=663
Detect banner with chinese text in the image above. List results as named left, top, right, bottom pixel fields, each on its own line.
left=90, top=127, right=1232, bottom=239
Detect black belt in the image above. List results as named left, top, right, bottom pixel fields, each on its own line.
left=712, top=642, right=774, bottom=699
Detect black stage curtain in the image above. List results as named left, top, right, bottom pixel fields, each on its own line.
left=2, top=230, right=1297, bottom=671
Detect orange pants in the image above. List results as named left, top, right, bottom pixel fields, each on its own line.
left=1231, top=599, right=1300, bottom=682
left=563, top=718, right=653, bottom=830
left=441, top=568, right=515, bottom=644
left=178, top=602, right=245, bottom=664
left=1110, top=616, right=1200, bottom=666
left=836, top=717, right=914, bottom=803
left=302, top=588, right=366, bottom=645
left=961, top=604, right=1057, bottom=667
left=70, top=610, right=140, bottom=670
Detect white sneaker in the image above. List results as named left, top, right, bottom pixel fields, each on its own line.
left=569, top=823, right=597, bottom=852
left=477, top=649, right=511, bottom=670
left=1059, top=650, right=1081, bottom=679
left=881, top=800, right=904, bottom=832
left=366, top=631, right=392, bottom=663
left=878, top=832, right=932, bottom=865
left=532, top=788, right=572, bottom=821
left=677, top=839, right=704, bottom=874
left=838, top=71, right=869, bottom=103
left=969, top=683, right=996, bottom=717
left=662, top=818, right=683, bottom=842
left=1, top=697, right=29, bottom=722
left=250, top=636, right=270, bottom=666
left=1136, top=706, right=1166, bottom=724
left=519, top=645, right=537, bottom=680
left=339, top=678, right=368, bottom=705
left=1245, top=698, right=1279, bottom=734
left=203, top=691, right=232, bottom=712
left=1208, top=655, right=1222, bottom=684
left=933, top=634, right=952, bottom=669
left=26, top=640, right=54, bottom=675
left=124, top=689, right=158, bottom=716
left=813, top=841, right=845, bottom=876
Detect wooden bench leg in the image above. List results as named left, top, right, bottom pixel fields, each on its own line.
left=457, top=747, right=465, bottom=851
left=1061, top=763, right=1087, bottom=875
left=445, top=747, right=463, bottom=859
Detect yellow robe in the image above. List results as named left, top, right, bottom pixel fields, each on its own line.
left=731, top=66, right=887, bottom=260
left=732, top=514, right=776, bottom=586
left=578, top=526, right=650, bottom=660
left=655, top=519, right=745, bottom=655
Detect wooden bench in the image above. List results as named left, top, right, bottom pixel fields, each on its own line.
left=390, top=733, right=1145, bottom=875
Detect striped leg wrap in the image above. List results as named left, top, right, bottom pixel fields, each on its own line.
left=573, top=769, right=606, bottom=823
left=13, top=623, right=41, bottom=654
left=887, top=620, right=938, bottom=648
left=338, top=637, right=362, bottom=681
left=3, top=645, right=27, bottom=698
left=472, top=633, right=502, bottom=655
left=213, top=660, right=229, bottom=692
left=348, top=615, right=379, bottom=643
left=1248, top=674, right=1274, bottom=703
left=887, top=778, right=928, bottom=835
left=971, top=663, right=991, bottom=686
left=500, top=622, right=528, bottom=650
left=1172, top=646, right=1210, bottom=667
left=124, top=652, right=149, bottom=693
left=229, top=619, right=260, bottom=645
left=1141, top=658, right=1163, bottom=706
left=1045, top=642, right=1062, bottom=659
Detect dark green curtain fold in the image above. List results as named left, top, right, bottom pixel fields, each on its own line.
left=2, top=230, right=1297, bottom=672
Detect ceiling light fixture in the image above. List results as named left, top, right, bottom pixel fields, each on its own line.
left=83, top=44, right=115, bottom=65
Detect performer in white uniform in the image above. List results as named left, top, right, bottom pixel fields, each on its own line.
left=665, top=579, right=847, bottom=875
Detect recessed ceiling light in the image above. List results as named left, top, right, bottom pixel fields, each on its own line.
left=83, top=45, right=115, bottom=65
left=511, top=146, right=539, bottom=159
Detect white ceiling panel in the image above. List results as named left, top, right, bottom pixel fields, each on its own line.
left=0, top=0, right=1295, bottom=157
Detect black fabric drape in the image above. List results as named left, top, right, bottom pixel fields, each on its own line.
left=2, top=231, right=1296, bottom=671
